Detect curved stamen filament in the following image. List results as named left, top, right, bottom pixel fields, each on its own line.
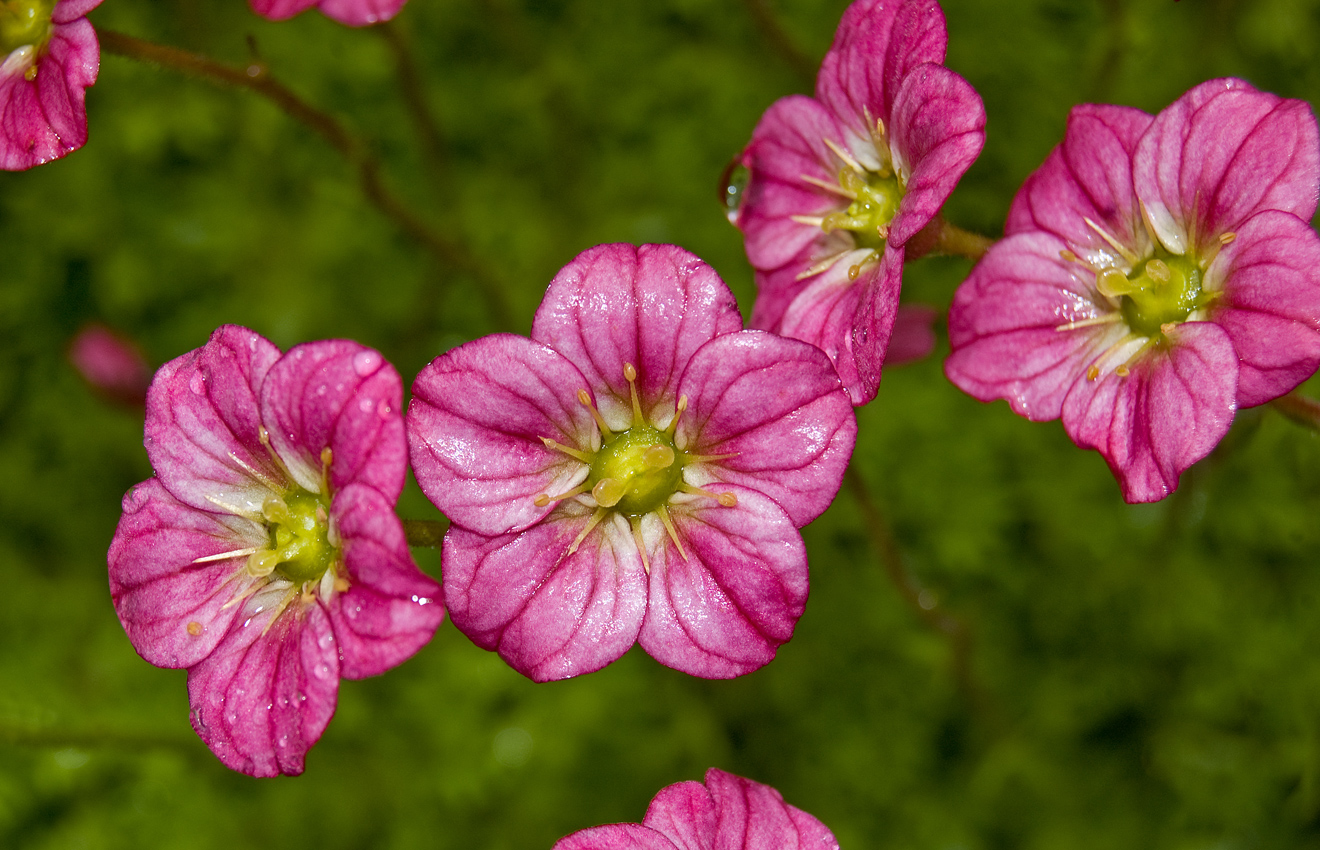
left=1055, top=314, right=1123, bottom=333
left=567, top=507, right=610, bottom=555
left=800, top=174, right=856, bottom=199
left=823, top=138, right=865, bottom=174
left=848, top=250, right=879, bottom=281
left=679, top=482, right=738, bottom=507
left=258, top=426, right=298, bottom=486
left=629, top=517, right=650, bottom=574
left=540, top=436, right=593, bottom=463
left=623, top=362, right=644, bottom=427
left=577, top=389, right=613, bottom=440
left=664, top=395, right=688, bottom=438
left=1083, top=216, right=1140, bottom=266
left=192, top=546, right=261, bottom=564
left=260, top=587, right=298, bottom=636
left=796, top=251, right=848, bottom=281
left=533, top=482, right=590, bottom=508
left=655, top=505, right=687, bottom=561
left=791, top=214, right=826, bottom=227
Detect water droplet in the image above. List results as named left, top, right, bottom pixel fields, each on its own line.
left=249, top=335, right=258, bottom=351
left=352, top=349, right=382, bottom=377
left=359, top=397, right=374, bottom=413
left=377, top=400, right=392, bottom=419
left=189, top=371, right=206, bottom=395
left=318, top=632, right=335, bottom=650
left=721, top=161, right=750, bottom=224
left=316, top=384, right=327, bottom=396
left=313, top=663, right=332, bottom=680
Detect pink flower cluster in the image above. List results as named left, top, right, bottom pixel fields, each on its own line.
left=947, top=79, right=1320, bottom=501
left=250, top=0, right=405, bottom=27
left=730, top=0, right=984, bottom=404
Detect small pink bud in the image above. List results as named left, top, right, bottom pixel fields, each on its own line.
left=68, top=324, right=152, bottom=407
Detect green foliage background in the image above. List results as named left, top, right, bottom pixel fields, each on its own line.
left=4, top=0, right=1320, bottom=846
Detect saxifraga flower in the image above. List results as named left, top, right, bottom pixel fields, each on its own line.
left=0, top=0, right=102, bottom=170
left=552, top=768, right=839, bottom=850
left=729, top=0, right=984, bottom=404
left=946, top=79, right=1320, bottom=502
left=109, top=326, right=443, bottom=776
left=249, top=0, right=404, bottom=27
left=407, top=243, right=856, bottom=681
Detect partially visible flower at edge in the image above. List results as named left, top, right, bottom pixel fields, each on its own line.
left=69, top=322, right=152, bottom=407
left=250, top=0, right=405, bottom=27
left=946, top=79, right=1320, bottom=502
left=553, top=768, right=839, bottom=850
left=887, top=303, right=939, bottom=365
left=729, top=0, right=985, bottom=404
left=408, top=243, right=857, bottom=682
left=109, top=325, right=443, bottom=777
left=0, top=0, right=102, bottom=170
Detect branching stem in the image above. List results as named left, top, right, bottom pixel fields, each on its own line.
left=1271, top=390, right=1320, bottom=431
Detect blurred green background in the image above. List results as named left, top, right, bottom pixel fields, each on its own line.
left=4, top=0, right=1320, bottom=847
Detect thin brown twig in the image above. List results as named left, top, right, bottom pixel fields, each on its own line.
left=98, top=29, right=515, bottom=332
left=907, top=215, right=995, bottom=263
left=741, top=0, right=817, bottom=87
left=845, top=466, right=987, bottom=709
left=402, top=519, right=447, bottom=548
left=1271, top=390, right=1320, bottom=431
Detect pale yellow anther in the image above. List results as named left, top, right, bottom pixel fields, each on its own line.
left=643, top=444, right=675, bottom=469
left=876, top=224, right=890, bottom=240
left=1160, top=322, right=1177, bottom=337
left=592, top=478, right=626, bottom=508
left=578, top=388, right=613, bottom=439
left=623, top=363, right=637, bottom=382
left=664, top=395, right=689, bottom=438
left=320, top=446, right=333, bottom=468
left=1145, top=258, right=1172, bottom=284
left=534, top=493, right=551, bottom=507
left=1060, top=249, right=1078, bottom=263
left=717, top=492, right=738, bottom=508
left=623, top=362, right=644, bottom=426
left=1115, top=365, right=1130, bottom=378
left=333, top=576, right=350, bottom=593
left=1220, top=231, right=1237, bottom=245
left=187, top=621, right=203, bottom=636
left=1086, top=364, right=1101, bottom=382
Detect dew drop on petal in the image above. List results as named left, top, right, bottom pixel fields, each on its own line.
left=377, top=400, right=392, bottom=419
left=313, top=663, right=332, bottom=680
left=359, top=397, right=374, bottom=413
left=189, top=371, right=206, bottom=395
left=317, top=384, right=327, bottom=396
left=318, top=631, right=335, bottom=650
left=352, top=350, right=382, bottom=377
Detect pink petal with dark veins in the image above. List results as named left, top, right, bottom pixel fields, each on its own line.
left=703, top=769, right=840, bottom=850
left=1060, top=322, right=1238, bottom=503
left=531, top=244, right=743, bottom=428
left=554, top=824, right=682, bottom=850
left=442, top=502, right=648, bottom=682
left=316, top=0, right=407, bottom=25
left=408, top=334, right=597, bottom=537
left=639, top=486, right=807, bottom=679
left=676, top=331, right=855, bottom=527
left=327, top=484, right=442, bottom=680
left=187, top=592, right=339, bottom=777
left=248, top=0, right=320, bottom=21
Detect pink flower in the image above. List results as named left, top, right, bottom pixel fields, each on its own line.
left=886, top=304, right=939, bottom=365
left=69, top=323, right=152, bottom=407
left=407, top=244, right=856, bottom=681
left=946, top=79, right=1320, bottom=502
left=729, top=0, right=984, bottom=404
left=250, top=0, right=404, bottom=27
left=553, top=768, right=839, bottom=850
left=108, top=325, right=443, bottom=777
left=0, top=0, right=102, bottom=170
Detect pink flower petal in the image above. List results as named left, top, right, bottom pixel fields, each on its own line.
left=442, top=502, right=648, bottom=682
left=145, top=325, right=284, bottom=518
left=248, top=0, right=321, bottom=21
left=554, top=824, right=681, bottom=850
left=327, top=484, right=443, bottom=680
left=703, top=769, right=840, bottom=850
left=1061, top=322, right=1238, bottom=503
left=259, top=339, right=406, bottom=501
left=815, top=0, right=947, bottom=134
left=52, top=0, right=104, bottom=24
left=738, top=96, right=848, bottom=273
left=946, top=232, right=1114, bottom=420
left=638, top=486, right=807, bottom=679
left=676, top=331, right=855, bottom=527
left=408, top=334, right=596, bottom=537
left=887, top=63, right=985, bottom=247
left=885, top=304, right=938, bottom=365
left=316, top=0, right=407, bottom=25
left=1135, top=78, right=1320, bottom=256
left=0, top=16, right=98, bottom=171
left=531, top=244, right=743, bottom=429
left=1206, top=209, right=1320, bottom=407
left=1004, top=104, right=1153, bottom=262
left=644, top=781, right=718, bottom=850
left=69, top=323, right=152, bottom=406
left=187, top=594, right=339, bottom=777
left=108, top=480, right=264, bottom=670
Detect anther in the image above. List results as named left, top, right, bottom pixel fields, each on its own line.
left=540, top=437, right=594, bottom=463
left=24, top=66, right=37, bottom=83
left=320, top=447, right=333, bottom=468
left=664, top=395, right=688, bottom=437
left=1060, top=249, right=1078, bottom=263
left=577, top=388, right=613, bottom=439
left=1219, top=231, right=1237, bottom=245
left=187, top=622, right=203, bottom=636
left=592, top=478, right=626, bottom=508
left=876, top=224, right=890, bottom=241
left=717, top=492, right=738, bottom=507
left=623, top=362, right=644, bottom=427
left=643, top=444, right=675, bottom=469
left=1115, top=365, right=1130, bottom=378
left=1145, top=258, right=1172, bottom=284
left=533, top=482, right=590, bottom=508
left=1160, top=322, right=1177, bottom=337
left=1086, top=364, right=1101, bottom=382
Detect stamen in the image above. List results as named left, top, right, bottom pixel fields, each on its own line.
left=848, top=250, right=879, bottom=281
left=260, top=588, right=298, bottom=636
left=226, top=451, right=284, bottom=494
left=1145, top=258, right=1172, bottom=284
left=629, top=517, right=650, bottom=574
left=1060, top=249, right=1077, bottom=262
left=681, top=450, right=739, bottom=463
left=800, top=174, right=856, bottom=199
left=1137, top=200, right=1164, bottom=250
left=567, top=508, right=610, bottom=555
left=592, top=478, right=626, bottom=508
left=655, top=505, right=688, bottom=561
left=1115, top=365, right=1130, bottom=378
left=823, top=138, right=865, bottom=175
left=1055, top=314, right=1123, bottom=332
left=187, top=622, right=203, bottom=636
left=1086, top=365, right=1100, bottom=381
left=678, top=482, right=739, bottom=506
left=664, top=395, right=688, bottom=438
left=533, top=482, right=590, bottom=507
left=319, top=446, right=333, bottom=496
left=1083, top=217, right=1140, bottom=266
left=790, top=214, right=827, bottom=227
left=257, top=426, right=298, bottom=484
left=204, top=494, right=261, bottom=521
left=577, top=389, right=613, bottom=440
left=220, top=576, right=263, bottom=610
left=643, top=444, right=675, bottom=469
left=623, top=363, right=644, bottom=427
left=193, top=546, right=262, bottom=564
left=540, top=437, right=594, bottom=463
left=795, top=251, right=848, bottom=281
left=1096, top=267, right=1135, bottom=298
left=1219, top=231, right=1237, bottom=245
left=718, top=492, right=738, bottom=507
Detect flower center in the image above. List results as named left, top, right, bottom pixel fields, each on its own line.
left=0, top=0, right=53, bottom=56
left=821, top=166, right=902, bottom=250
left=259, top=490, right=337, bottom=585
left=588, top=425, right=682, bottom=516
left=1097, top=250, right=1206, bottom=339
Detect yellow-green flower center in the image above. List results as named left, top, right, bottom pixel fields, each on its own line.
left=250, top=489, right=338, bottom=586
left=822, top=167, right=903, bottom=251
left=0, top=0, right=53, bottom=56
left=588, top=425, right=683, bottom=516
left=1098, top=249, right=1208, bottom=339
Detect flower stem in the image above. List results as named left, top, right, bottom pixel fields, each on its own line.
left=844, top=466, right=987, bottom=708
left=916, top=216, right=995, bottom=262
left=1271, top=390, right=1320, bottom=431
left=402, top=519, right=447, bottom=548
left=97, top=29, right=515, bottom=332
